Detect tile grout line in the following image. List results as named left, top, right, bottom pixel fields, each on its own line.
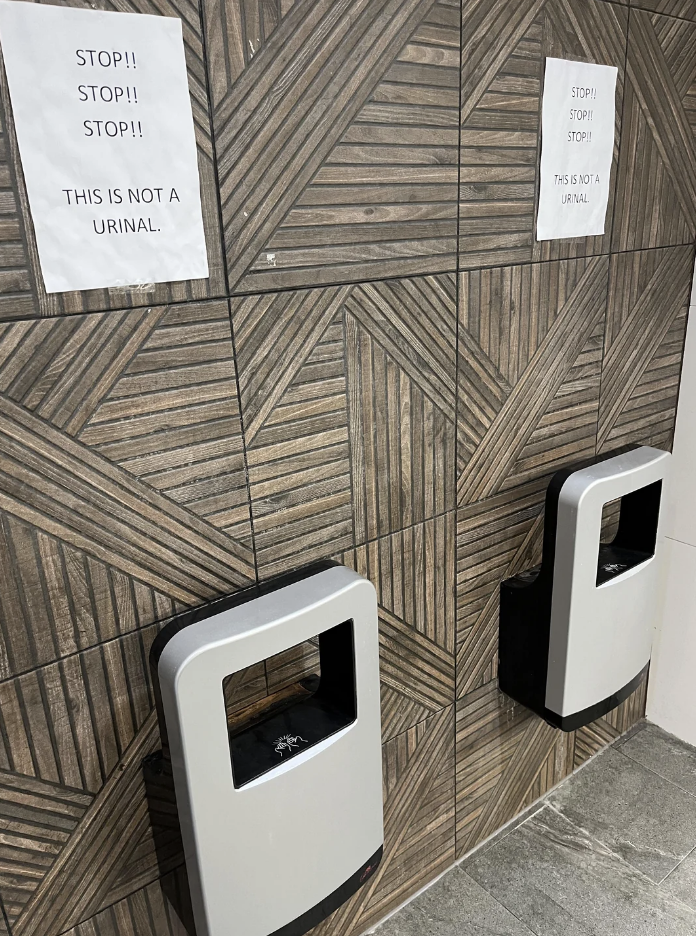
left=0, top=245, right=695, bottom=327
left=361, top=804, right=545, bottom=935
left=629, top=3, right=696, bottom=27
left=668, top=242, right=696, bottom=451
left=457, top=866, right=543, bottom=936
left=542, top=799, right=672, bottom=889
left=658, top=842, right=696, bottom=887
left=614, top=744, right=696, bottom=800
left=543, top=797, right=696, bottom=918
left=453, top=0, right=464, bottom=863
left=0, top=503, right=463, bottom=687
left=363, top=733, right=624, bottom=934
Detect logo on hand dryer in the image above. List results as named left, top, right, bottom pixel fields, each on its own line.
left=273, top=734, right=308, bottom=757
left=602, top=562, right=628, bottom=575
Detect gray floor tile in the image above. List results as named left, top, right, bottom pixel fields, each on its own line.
left=618, top=722, right=696, bottom=796
left=463, top=805, right=696, bottom=936
left=547, top=746, right=696, bottom=882
left=660, top=848, right=696, bottom=911
left=373, top=866, right=535, bottom=936
left=463, top=802, right=547, bottom=864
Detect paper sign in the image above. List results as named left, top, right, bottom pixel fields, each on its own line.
left=537, top=58, right=618, bottom=241
left=0, top=1, right=208, bottom=293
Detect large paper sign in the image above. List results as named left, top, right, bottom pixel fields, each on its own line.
left=0, top=1, right=208, bottom=293
left=537, top=58, right=618, bottom=241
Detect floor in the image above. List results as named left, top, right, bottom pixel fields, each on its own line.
left=373, top=721, right=696, bottom=935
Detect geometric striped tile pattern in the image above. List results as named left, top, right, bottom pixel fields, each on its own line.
left=613, top=10, right=696, bottom=250
left=346, top=275, right=456, bottom=543
left=460, top=0, right=627, bottom=271
left=345, top=277, right=457, bottom=542
left=455, top=683, right=555, bottom=856
left=455, top=678, right=649, bottom=857
left=0, top=621, right=297, bottom=936
left=231, top=287, right=354, bottom=576
left=231, top=274, right=457, bottom=573
left=206, top=0, right=630, bottom=293
left=340, top=514, right=455, bottom=742
left=458, top=4, right=543, bottom=271
left=0, top=287, right=679, bottom=931
left=457, top=256, right=608, bottom=508
left=63, top=867, right=191, bottom=936
left=0, top=627, right=160, bottom=935
left=0, top=0, right=225, bottom=321
left=0, top=107, right=35, bottom=323
left=456, top=480, right=546, bottom=698
left=0, top=772, right=93, bottom=926
left=598, top=245, right=694, bottom=453
left=450, top=262, right=688, bottom=871
left=0, top=614, right=457, bottom=936
left=0, top=626, right=159, bottom=796
left=205, top=0, right=461, bottom=293
left=632, top=1, right=696, bottom=17
left=0, top=301, right=254, bottom=680
left=0, top=0, right=692, bottom=933
left=79, top=306, right=252, bottom=543
left=314, top=706, right=455, bottom=936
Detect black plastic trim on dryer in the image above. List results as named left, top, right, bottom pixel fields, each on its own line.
left=269, top=847, right=383, bottom=936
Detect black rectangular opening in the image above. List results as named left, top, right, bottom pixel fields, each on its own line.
left=596, top=480, right=662, bottom=586
left=224, top=619, right=356, bottom=788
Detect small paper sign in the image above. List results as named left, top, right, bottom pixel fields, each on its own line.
left=536, top=57, right=618, bottom=241
left=0, top=1, right=209, bottom=293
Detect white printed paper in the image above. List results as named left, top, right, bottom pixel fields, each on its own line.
left=0, top=1, right=208, bottom=293
left=537, top=58, right=618, bottom=241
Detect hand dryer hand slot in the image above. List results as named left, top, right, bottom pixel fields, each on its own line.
left=228, top=620, right=357, bottom=787
left=596, top=480, right=661, bottom=585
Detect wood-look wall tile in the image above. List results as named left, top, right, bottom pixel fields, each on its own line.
left=257, top=512, right=456, bottom=742
left=573, top=677, right=648, bottom=768
left=20, top=845, right=179, bottom=936
left=0, top=625, right=160, bottom=934
left=203, top=0, right=460, bottom=293
left=456, top=479, right=546, bottom=700
left=231, top=274, right=456, bottom=573
left=57, top=706, right=455, bottom=936
left=345, top=278, right=457, bottom=541
left=457, top=256, right=608, bottom=509
left=0, top=300, right=255, bottom=679
left=0, top=0, right=225, bottom=321
left=231, top=286, right=355, bottom=576
left=459, top=0, right=627, bottom=271
left=456, top=682, right=556, bottom=857
left=630, top=1, right=696, bottom=26
left=0, top=770, right=94, bottom=928
left=455, top=678, right=646, bottom=859
left=598, top=245, right=693, bottom=453
left=0, top=620, right=266, bottom=936
left=0, top=669, right=452, bottom=936
left=311, top=705, right=455, bottom=936
left=61, top=866, right=191, bottom=936
left=340, top=514, right=456, bottom=742
left=613, top=9, right=696, bottom=250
